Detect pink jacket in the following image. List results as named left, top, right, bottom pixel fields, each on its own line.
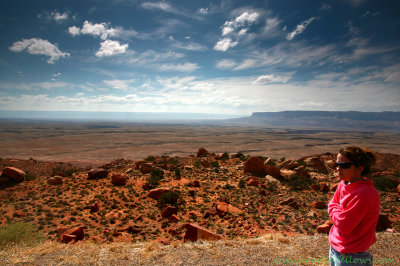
left=328, top=179, right=380, bottom=253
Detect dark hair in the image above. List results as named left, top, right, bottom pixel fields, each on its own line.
left=339, top=146, right=376, bottom=176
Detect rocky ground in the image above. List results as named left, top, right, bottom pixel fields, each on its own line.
left=0, top=149, right=399, bottom=245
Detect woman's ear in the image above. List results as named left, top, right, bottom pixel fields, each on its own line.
left=356, top=165, right=364, bottom=175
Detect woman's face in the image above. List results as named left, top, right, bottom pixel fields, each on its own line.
left=336, top=153, right=363, bottom=182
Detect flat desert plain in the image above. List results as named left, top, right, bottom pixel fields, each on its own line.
left=1, top=120, right=399, bottom=166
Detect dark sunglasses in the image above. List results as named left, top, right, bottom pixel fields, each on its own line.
left=335, top=162, right=354, bottom=169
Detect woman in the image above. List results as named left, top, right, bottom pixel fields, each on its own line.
left=328, top=146, right=380, bottom=266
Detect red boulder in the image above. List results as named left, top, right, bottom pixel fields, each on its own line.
left=3, top=167, right=25, bottom=182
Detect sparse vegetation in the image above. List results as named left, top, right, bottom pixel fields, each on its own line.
left=374, top=176, right=396, bottom=191
left=286, top=174, right=314, bottom=190
left=0, top=222, right=44, bottom=249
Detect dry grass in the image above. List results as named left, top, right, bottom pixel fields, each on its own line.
left=0, top=232, right=399, bottom=265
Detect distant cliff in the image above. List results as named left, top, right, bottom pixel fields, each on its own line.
left=230, top=111, right=400, bottom=130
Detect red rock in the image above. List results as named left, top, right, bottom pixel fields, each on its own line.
left=3, top=167, right=25, bottom=182
left=311, top=184, right=320, bottom=191
left=311, top=201, right=327, bottom=209
left=247, top=178, right=259, bottom=186
left=58, top=226, right=84, bottom=243
left=376, top=213, right=391, bottom=232
left=90, top=203, right=100, bottom=213
left=216, top=202, right=243, bottom=217
left=148, top=188, right=170, bottom=200
left=168, top=229, right=179, bottom=236
left=62, top=234, right=76, bottom=244
left=320, top=183, right=330, bottom=193
left=306, top=157, right=328, bottom=174
left=111, top=173, right=127, bottom=186
left=197, top=148, right=209, bottom=157
left=168, top=214, right=180, bottom=222
left=280, top=197, right=299, bottom=209
left=264, top=164, right=280, bottom=178
left=139, top=163, right=153, bottom=174
left=317, top=220, right=333, bottom=234
left=47, top=176, right=63, bottom=185
left=184, top=224, right=223, bottom=242
left=88, top=168, right=108, bottom=179
left=161, top=206, right=178, bottom=218
left=244, top=157, right=265, bottom=176
left=279, top=159, right=299, bottom=170
left=125, top=225, right=142, bottom=234
left=326, top=160, right=337, bottom=169
left=156, top=237, right=171, bottom=245
left=202, top=160, right=211, bottom=168
left=0, top=175, right=10, bottom=185
left=280, top=169, right=297, bottom=178
left=191, top=180, right=200, bottom=187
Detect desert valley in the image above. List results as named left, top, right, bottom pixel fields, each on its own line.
left=0, top=119, right=399, bottom=264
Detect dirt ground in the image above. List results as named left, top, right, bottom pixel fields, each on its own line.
left=1, top=120, right=399, bottom=167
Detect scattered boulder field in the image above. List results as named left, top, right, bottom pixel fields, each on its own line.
left=0, top=149, right=399, bottom=245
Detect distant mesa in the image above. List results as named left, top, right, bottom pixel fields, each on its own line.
left=228, top=111, right=400, bottom=130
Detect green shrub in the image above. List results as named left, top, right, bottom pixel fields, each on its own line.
left=374, top=176, right=396, bottom=191
left=286, top=174, right=313, bottom=190
left=220, top=152, right=230, bottom=161
left=238, top=178, right=246, bottom=188
left=194, top=159, right=202, bottom=169
left=151, top=168, right=164, bottom=180
left=146, top=155, right=155, bottom=162
left=0, top=222, right=44, bottom=249
left=174, top=167, right=181, bottom=178
left=157, top=190, right=183, bottom=209
left=234, top=152, right=247, bottom=161
left=210, top=161, right=220, bottom=168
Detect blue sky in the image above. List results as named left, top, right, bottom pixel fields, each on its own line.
left=0, top=0, right=399, bottom=116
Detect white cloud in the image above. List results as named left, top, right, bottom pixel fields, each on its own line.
left=68, top=26, right=81, bottom=36
left=157, top=62, right=199, bottom=72
left=168, top=36, right=207, bottom=51
left=9, top=38, right=70, bottom=64
left=199, top=7, right=208, bottom=15
left=215, top=11, right=260, bottom=51
left=263, top=17, right=281, bottom=37
left=141, top=2, right=173, bottom=12
left=214, top=38, right=238, bottom=51
left=80, top=21, right=110, bottom=40
left=103, top=79, right=134, bottom=90
left=286, top=17, right=317, bottom=41
left=215, top=59, right=237, bottom=69
left=52, top=11, right=68, bottom=22
left=69, top=21, right=141, bottom=41
left=253, top=74, right=291, bottom=84
left=95, top=40, right=128, bottom=57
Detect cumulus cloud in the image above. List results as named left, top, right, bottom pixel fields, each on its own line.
left=214, top=11, right=260, bottom=51
left=286, top=17, right=317, bottom=41
left=69, top=21, right=140, bottom=40
left=68, top=26, right=81, bottom=36
left=9, top=38, right=70, bottom=64
left=95, top=40, right=128, bottom=57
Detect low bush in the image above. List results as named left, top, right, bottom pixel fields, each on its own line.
left=286, top=174, right=313, bottom=190
left=374, top=176, right=396, bottom=191
left=157, top=190, right=183, bottom=209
